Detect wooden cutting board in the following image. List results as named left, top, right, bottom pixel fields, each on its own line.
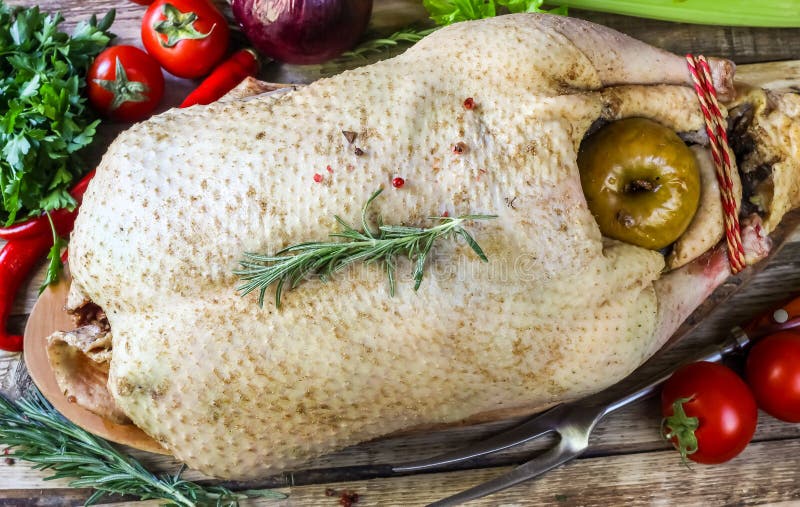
left=22, top=270, right=168, bottom=455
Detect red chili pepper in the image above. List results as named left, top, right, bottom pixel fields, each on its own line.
left=0, top=169, right=95, bottom=241
left=0, top=170, right=92, bottom=352
left=0, top=236, right=53, bottom=351
left=179, top=49, right=259, bottom=108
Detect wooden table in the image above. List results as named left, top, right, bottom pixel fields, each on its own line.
left=3, top=1, right=800, bottom=505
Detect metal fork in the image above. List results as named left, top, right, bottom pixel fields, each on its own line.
left=392, top=327, right=752, bottom=506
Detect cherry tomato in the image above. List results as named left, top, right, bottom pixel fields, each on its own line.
left=661, top=361, right=757, bottom=464
left=87, top=46, right=165, bottom=122
left=746, top=331, right=800, bottom=422
left=141, top=0, right=230, bottom=78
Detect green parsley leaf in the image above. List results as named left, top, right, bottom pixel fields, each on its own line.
left=0, top=1, right=114, bottom=225
left=39, top=212, right=68, bottom=294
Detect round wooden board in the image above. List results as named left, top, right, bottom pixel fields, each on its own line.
left=23, top=269, right=170, bottom=455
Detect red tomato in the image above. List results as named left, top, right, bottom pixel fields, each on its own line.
left=661, top=362, right=757, bottom=464
left=746, top=331, right=800, bottom=422
left=87, top=46, right=165, bottom=122
left=141, top=0, right=230, bottom=78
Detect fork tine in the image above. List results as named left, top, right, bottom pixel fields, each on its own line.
left=426, top=438, right=582, bottom=507
left=392, top=405, right=564, bottom=472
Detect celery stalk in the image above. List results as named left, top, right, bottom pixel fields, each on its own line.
left=551, top=0, right=800, bottom=27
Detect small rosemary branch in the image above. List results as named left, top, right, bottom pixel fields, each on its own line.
left=0, top=389, right=285, bottom=506
left=236, top=188, right=496, bottom=308
left=337, top=26, right=440, bottom=61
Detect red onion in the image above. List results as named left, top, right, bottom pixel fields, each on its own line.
left=231, top=0, right=373, bottom=65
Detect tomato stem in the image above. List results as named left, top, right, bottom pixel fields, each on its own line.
left=154, top=3, right=213, bottom=48
left=93, top=57, right=151, bottom=111
left=661, top=396, right=700, bottom=466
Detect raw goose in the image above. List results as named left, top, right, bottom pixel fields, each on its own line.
left=47, top=13, right=800, bottom=479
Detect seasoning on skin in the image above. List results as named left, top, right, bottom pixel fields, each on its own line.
left=354, top=147, right=364, bottom=156
left=463, top=97, right=475, bottom=110
left=313, top=173, right=324, bottom=183
left=342, top=131, right=357, bottom=144
left=326, top=165, right=334, bottom=174
left=452, top=142, right=467, bottom=154
left=392, top=177, right=405, bottom=188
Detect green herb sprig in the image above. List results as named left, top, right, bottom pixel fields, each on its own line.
left=338, top=26, right=441, bottom=61
left=0, top=390, right=285, bottom=506
left=236, top=189, right=496, bottom=308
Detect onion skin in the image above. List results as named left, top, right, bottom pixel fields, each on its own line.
left=231, top=0, right=373, bottom=65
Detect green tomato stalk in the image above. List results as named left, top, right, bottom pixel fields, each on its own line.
left=661, top=397, right=700, bottom=466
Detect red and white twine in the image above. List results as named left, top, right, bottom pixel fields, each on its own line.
left=685, top=54, right=746, bottom=273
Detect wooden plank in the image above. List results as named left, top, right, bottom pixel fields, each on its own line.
left=3, top=397, right=799, bottom=490
left=7, top=440, right=800, bottom=506
left=271, top=439, right=800, bottom=506
left=0, top=488, right=100, bottom=507
left=565, top=10, right=800, bottom=65
left=3, top=1, right=800, bottom=504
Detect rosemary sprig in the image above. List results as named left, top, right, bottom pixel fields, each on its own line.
left=236, top=188, right=496, bottom=308
left=0, top=389, right=285, bottom=506
left=337, top=26, right=440, bottom=61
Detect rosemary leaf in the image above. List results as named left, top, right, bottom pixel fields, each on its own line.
left=0, top=390, right=285, bottom=506
left=235, top=188, right=497, bottom=308
left=338, top=26, right=441, bottom=62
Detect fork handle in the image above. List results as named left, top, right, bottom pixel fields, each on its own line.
left=599, top=326, right=751, bottom=417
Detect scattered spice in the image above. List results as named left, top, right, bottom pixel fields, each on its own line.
left=392, top=177, right=405, bottom=188
left=327, top=165, right=334, bottom=174
left=463, top=97, right=475, bottom=110
left=67, top=395, right=77, bottom=403
left=442, top=210, right=450, bottom=217
left=452, top=142, right=467, bottom=154
left=313, top=173, right=324, bottom=183
left=340, top=491, right=359, bottom=507
left=354, top=147, right=364, bottom=156
left=4, top=457, right=14, bottom=466
left=342, top=131, right=357, bottom=144
left=505, top=196, right=517, bottom=209
left=323, top=487, right=359, bottom=506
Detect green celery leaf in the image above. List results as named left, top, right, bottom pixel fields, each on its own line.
left=496, top=0, right=567, bottom=14
left=424, top=0, right=497, bottom=25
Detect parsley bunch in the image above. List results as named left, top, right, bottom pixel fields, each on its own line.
left=0, top=2, right=114, bottom=225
